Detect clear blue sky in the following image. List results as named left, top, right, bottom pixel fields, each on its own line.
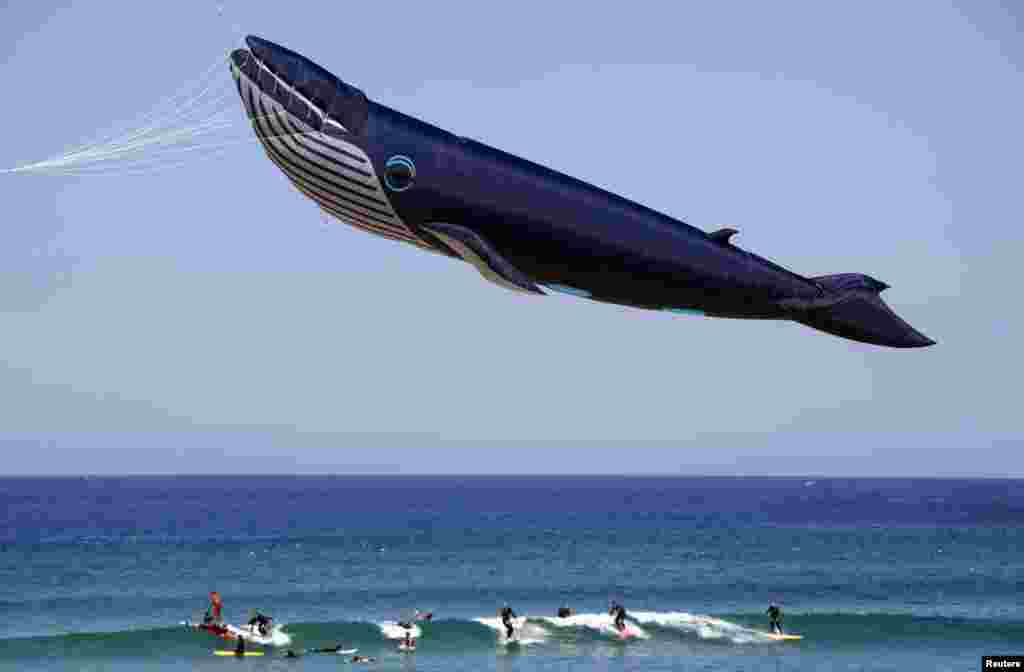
left=1, top=1, right=1020, bottom=475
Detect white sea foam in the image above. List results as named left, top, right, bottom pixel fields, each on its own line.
left=228, top=623, right=292, bottom=647
left=378, top=621, right=421, bottom=639
left=475, top=616, right=547, bottom=645
left=628, top=611, right=766, bottom=644
left=541, top=613, right=650, bottom=639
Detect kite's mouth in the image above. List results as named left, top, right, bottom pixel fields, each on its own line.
left=230, top=35, right=369, bottom=136
left=228, top=36, right=429, bottom=250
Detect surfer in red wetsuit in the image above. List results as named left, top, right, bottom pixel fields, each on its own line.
left=204, top=591, right=224, bottom=625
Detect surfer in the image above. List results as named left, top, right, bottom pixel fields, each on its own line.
left=401, top=631, right=416, bottom=651
left=203, top=591, right=224, bottom=625
left=557, top=606, right=574, bottom=618
left=284, top=649, right=301, bottom=659
left=351, top=654, right=376, bottom=663
left=500, top=604, right=517, bottom=639
left=609, top=601, right=627, bottom=632
left=247, top=611, right=273, bottom=636
left=397, top=611, right=413, bottom=629
left=234, top=636, right=246, bottom=657
left=767, top=603, right=784, bottom=634
left=398, top=608, right=433, bottom=629
left=309, top=644, right=349, bottom=653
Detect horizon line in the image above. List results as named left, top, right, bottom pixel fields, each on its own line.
left=1, top=473, right=1020, bottom=480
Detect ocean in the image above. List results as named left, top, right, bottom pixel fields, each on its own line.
left=2, top=476, right=1022, bottom=671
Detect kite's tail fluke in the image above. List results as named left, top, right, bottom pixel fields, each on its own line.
left=793, top=274, right=935, bottom=348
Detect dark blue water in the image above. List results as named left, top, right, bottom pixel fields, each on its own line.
left=2, top=476, right=1022, bottom=670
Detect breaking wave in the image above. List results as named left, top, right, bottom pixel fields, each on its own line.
left=2, top=612, right=1019, bottom=660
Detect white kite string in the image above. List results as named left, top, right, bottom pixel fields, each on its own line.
left=1, top=54, right=241, bottom=175
left=0, top=40, right=318, bottom=177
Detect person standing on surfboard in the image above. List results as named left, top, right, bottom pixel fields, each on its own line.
left=203, top=591, right=224, bottom=625
left=609, top=601, right=628, bottom=632
left=500, top=605, right=517, bottom=639
left=767, top=603, right=784, bottom=634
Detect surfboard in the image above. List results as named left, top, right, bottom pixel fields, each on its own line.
left=764, top=632, right=803, bottom=641
left=307, top=648, right=358, bottom=655
left=604, top=622, right=639, bottom=639
left=185, top=620, right=285, bottom=645
left=213, top=650, right=265, bottom=656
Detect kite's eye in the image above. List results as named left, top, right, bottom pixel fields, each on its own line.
left=383, top=155, right=416, bottom=191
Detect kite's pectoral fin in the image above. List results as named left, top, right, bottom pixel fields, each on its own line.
left=421, top=222, right=543, bottom=295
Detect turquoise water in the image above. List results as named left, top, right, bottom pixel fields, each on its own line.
left=2, top=476, right=1022, bottom=670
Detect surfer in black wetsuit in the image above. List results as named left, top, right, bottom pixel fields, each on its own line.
left=234, top=635, right=246, bottom=656
left=766, top=603, right=783, bottom=634
left=399, top=609, right=432, bottom=629
left=247, top=611, right=273, bottom=636
left=309, top=644, right=347, bottom=653
left=609, top=602, right=627, bottom=632
left=557, top=606, right=573, bottom=618
left=500, top=605, right=517, bottom=639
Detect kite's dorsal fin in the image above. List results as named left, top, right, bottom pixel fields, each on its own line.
left=708, top=227, right=738, bottom=245
left=421, top=222, right=543, bottom=295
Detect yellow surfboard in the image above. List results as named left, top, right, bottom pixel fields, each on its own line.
left=214, top=650, right=265, bottom=656
left=765, top=633, right=803, bottom=641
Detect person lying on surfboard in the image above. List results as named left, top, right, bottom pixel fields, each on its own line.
left=309, top=643, right=351, bottom=653
left=767, top=603, right=784, bottom=634
left=398, top=608, right=433, bottom=629
left=246, top=610, right=273, bottom=636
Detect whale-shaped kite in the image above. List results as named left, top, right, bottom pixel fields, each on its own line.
left=229, top=36, right=934, bottom=348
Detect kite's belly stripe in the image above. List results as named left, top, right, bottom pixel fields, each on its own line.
left=235, top=69, right=434, bottom=251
